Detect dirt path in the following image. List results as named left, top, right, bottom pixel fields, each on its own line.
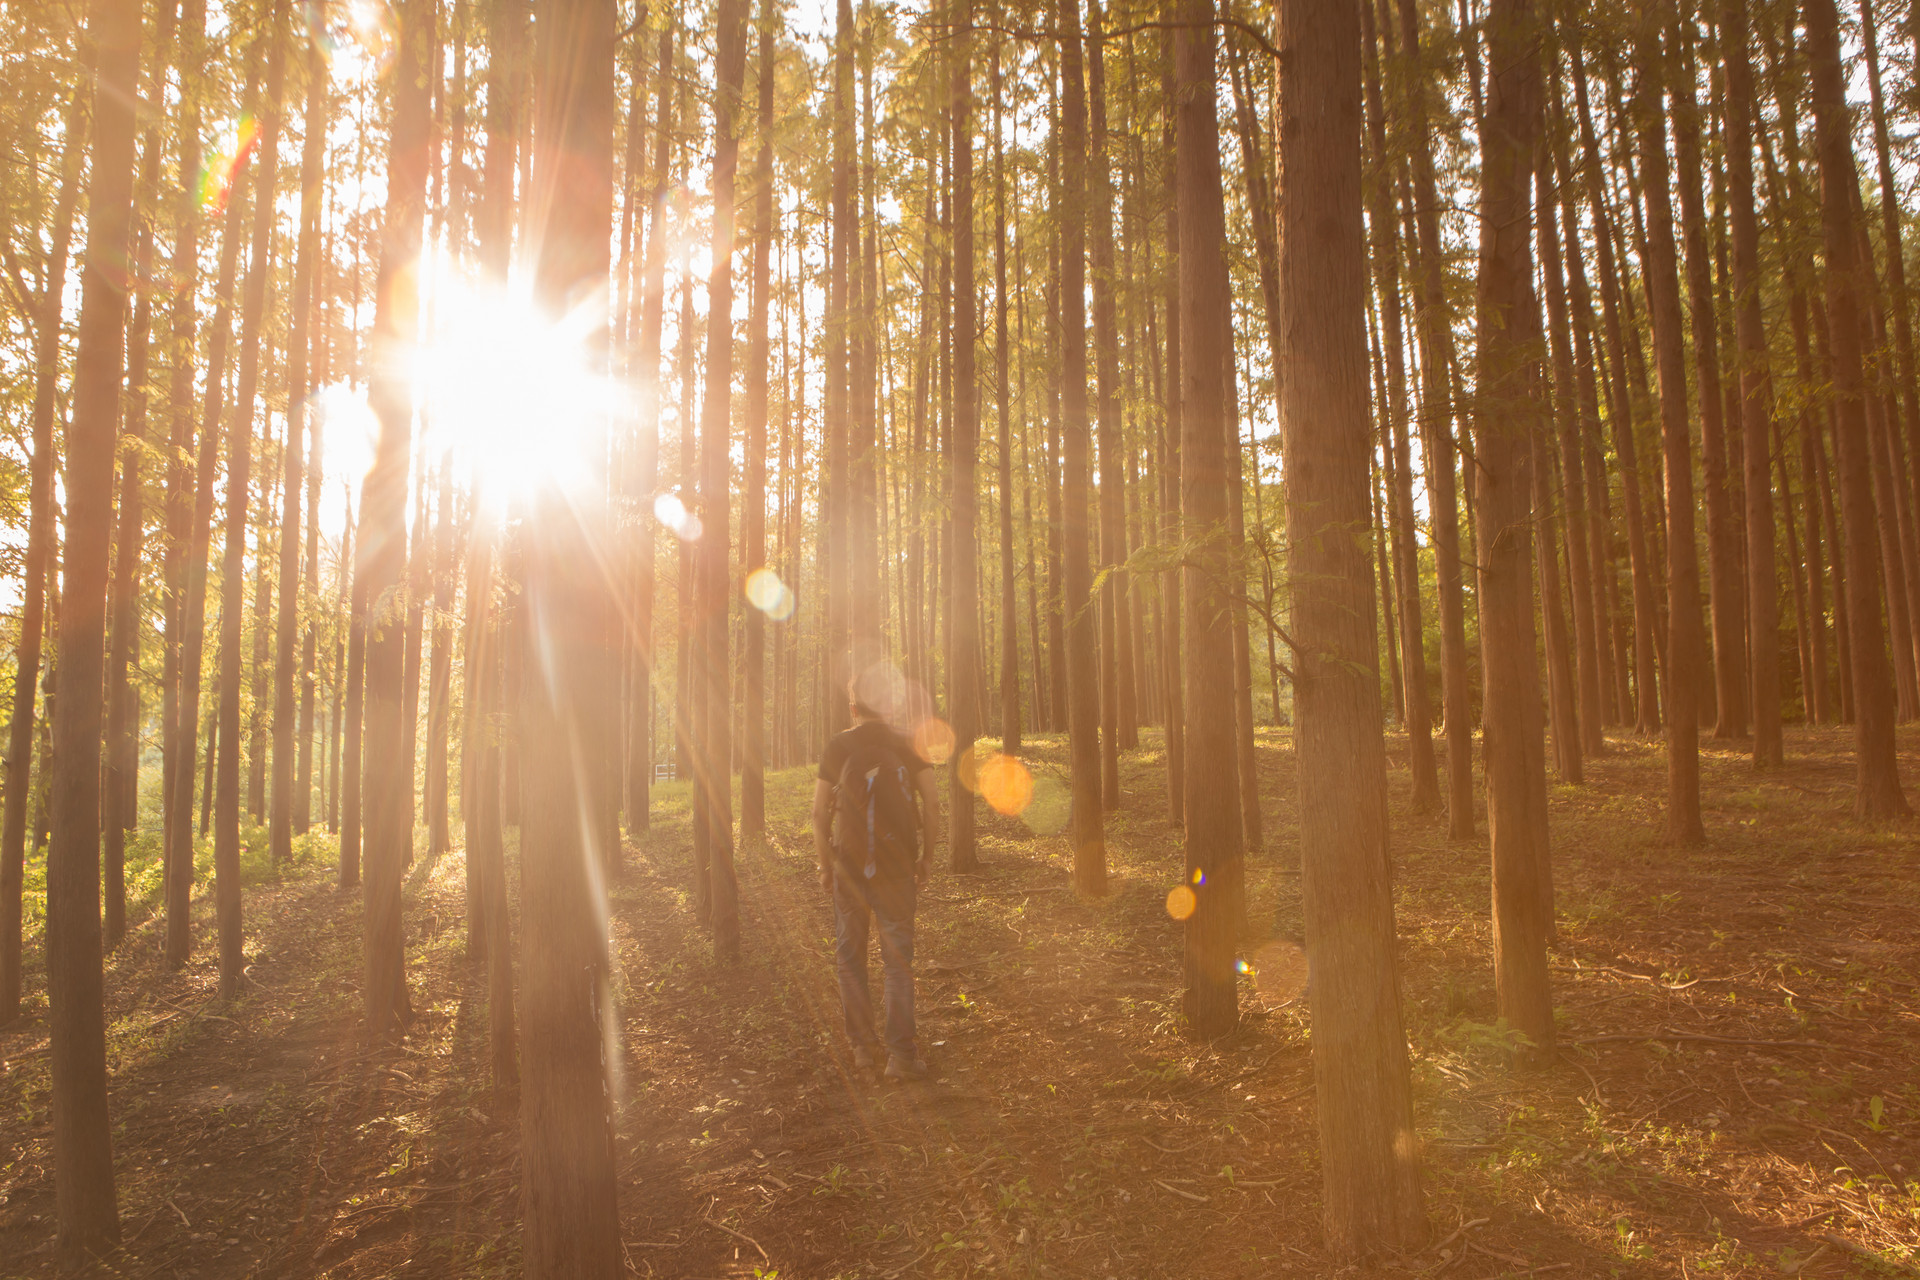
left=2, top=725, right=1917, bottom=1277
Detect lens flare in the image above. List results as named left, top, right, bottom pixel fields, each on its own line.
left=743, top=566, right=794, bottom=621
left=1019, top=774, right=1071, bottom=835
left=652, top=491, right=702, bottom=542
left=853, top=661, right=907, bottom=718
left=978, top=753, right=1034, bottom=816
left=1165, top=885, right=1197, bottom=921
left=913, top=717, right=955, bottom=766
left=199, top=114, right=260, bottom=212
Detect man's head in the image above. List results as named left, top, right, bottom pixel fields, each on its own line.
left=848, top=677, right=883, bottom=722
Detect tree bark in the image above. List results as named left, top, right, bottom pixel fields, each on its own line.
left=1633, top=0, right=1706, bottom=844
left=1, top=88, right=85, bottom=1023
left=1277, top=0, right=1425, bottom=1249
left=362, top=0, right=433, bottom=1035
left=951, top=0, right=982, bottom=873
left=740, top=1, right=775, bottom=843
left=1059, top=0, right=1106, bottom=894
left=1474, top=0, right=1558, bottom=1053
left=49, top=0, right=147, bottom=1249
left=1721, top=0, right=1783, bottom=764
left=519, top=0, right=623, bottom=1269
left=274, top=35, right=327, bottom=865
left=1395, top=0, right=1475, bottom=835
left=217, top=0, right=291, bottom=997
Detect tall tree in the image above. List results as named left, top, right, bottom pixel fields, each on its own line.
left=994, top=31, right=1021, bottom=757
left=47, top=0, right=148, bottom=1250
left=0, top=89, right=84, bottom=1023
left=1277, top=0, right=1425, bottom=1250
left=1475, top=0, right=1556, bottom=1053
left=1635, top=0, right=1707, bottom=844
left=362, top=0, right=433, bottom=1035
left=697, top=0, right=746, bottom=960
left=217, top=0, right=293, bottom=999
left=1721, top=0, right=1783, bottom=765
left=274, top=31, right=328, bottom=866
left=740, top=0, right=776, bottom=842
left=1058, top=0, right=1105, bottom=894
left=519, top=0, right=624, bottom=1268
left=1804, top=0, right=1911, bottom=816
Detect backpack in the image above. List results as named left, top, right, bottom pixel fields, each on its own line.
left=833, top=736, right=921, bottom=882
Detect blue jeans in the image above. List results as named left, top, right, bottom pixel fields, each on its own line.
left=831, top=869, right=917, bottom=1061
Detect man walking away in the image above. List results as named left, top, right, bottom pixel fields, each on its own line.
left=813, top=678, right=941, bottom=1080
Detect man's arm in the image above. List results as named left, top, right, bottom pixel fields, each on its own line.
left=811, top=779, right=836, bottom=894
left=915, top=769, right=941, bottom=885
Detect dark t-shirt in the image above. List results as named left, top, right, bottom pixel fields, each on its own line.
left=818, top=720, right=931, bottom=786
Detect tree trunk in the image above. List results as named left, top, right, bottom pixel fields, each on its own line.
left=362, top=0, right=432, bottom=1035
left=993, top=35, right=1021, bottom=757
left=2, top=89, right=85, bottom=1022
left=698, top=0, right=746, bottom=959
left=426, top=462, right=455, bottom=856
left=1277, top=0, right=1425, bottom=1249
left=519, top=0, right=623, bottom=1269
left=1174, top=0, right=1243, bottom=1038
left=1474, top=0, right=1558, bottom=1054
left=48, top=0, right=146, bottom=1249
left=274, top=36, right=326, bottom=865
left=951, top=1, right=982, bottom=873
left=1088, top=0, right=1127, bottom=807
left=1569, top=37, right=1661, bottom=733
left=1395, top=0, right=1475, bottom=835
left=1059, top=0, right=1105, bottom=894
left=1360, top=0, right=1441, bottom=811
left=740, top=2, right=775, bottom=842
left=1159, top=59, right=1185, bottom=823
left=1633, top=0, right=1706, bottom=844
left=217, top=0, right=292, bottom=998
left=1721, top=0, right=1782, bottom=763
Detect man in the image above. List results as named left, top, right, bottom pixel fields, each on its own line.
left=812, top=679, right=941, bottom=1081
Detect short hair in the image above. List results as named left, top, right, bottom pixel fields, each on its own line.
left=848, top=677, right=883, bottom=721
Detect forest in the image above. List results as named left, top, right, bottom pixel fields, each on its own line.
left=1, top=0, right=1918, bottom=1273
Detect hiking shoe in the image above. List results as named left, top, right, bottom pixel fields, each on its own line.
left=851, top=1044, right=881, bottom=1071
left=884, top=1054, right=929, bottom=1082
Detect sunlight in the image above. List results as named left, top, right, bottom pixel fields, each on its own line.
left=413, top=276, right=619, bottom=509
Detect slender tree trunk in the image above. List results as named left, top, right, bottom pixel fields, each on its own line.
left=1087, top=0, right=1127, bottom=807
left=426, top=463, right=455, bottom=856
left=1277, top=0, right=1425, bottom=1249
left=159, top=0, right=207, bottom=954
left=950, top=1, right=982, bottom=872
left=2, top=90, right=85, bottom=1022
left=740, top=2, right=775, bottom=842
left=1058, top=0, right=1106, bottom=893
left=1396, top=0, right=1475, bottom=835
left=1634, top=0, right=1706, bottom=843
left=217, top=0, right=292, bottom=998
left=104, top=0, right=180, bottom=949
left=1666, top=7, right=1744, bottom=740
left=363, top=0, right=433, bottom=1035
left=48, top=0, right=147, bottom=1248
left=1570, top=37, right=1661, bottom=733
left=1174, top=0, right=1243, bottom=1037
left=1721, top=0, right=1782, bottom=764
left=697, top=0, right=746, bottom=960
left=629, top=18, right=672, bottom=834
left=992, top=34, right=1021, bottom=757
left=1153, top=64, right=1187, bottom=825
left=1361, top=0, right=1441, bottom=810
left=274, top=36, right=326, bottom=865
left=1474, top=0, right=1558, bottom=1052
left=1537, top=115, right=1605, bottom=759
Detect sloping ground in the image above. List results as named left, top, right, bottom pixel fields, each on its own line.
left=1, top=724, right=1916, bottom=1278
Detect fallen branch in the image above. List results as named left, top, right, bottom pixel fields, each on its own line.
left=1817, top=1233, right=1920, bottom=1277
left=1154, top=1178, right=1210, bottom=1203
left=1427, top=1217, right=1490, bottom=1258
left=704, top=1214, right=769, bottom=1262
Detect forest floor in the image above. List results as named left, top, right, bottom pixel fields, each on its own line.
left=2, top=724, right=1919, bottom=1279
